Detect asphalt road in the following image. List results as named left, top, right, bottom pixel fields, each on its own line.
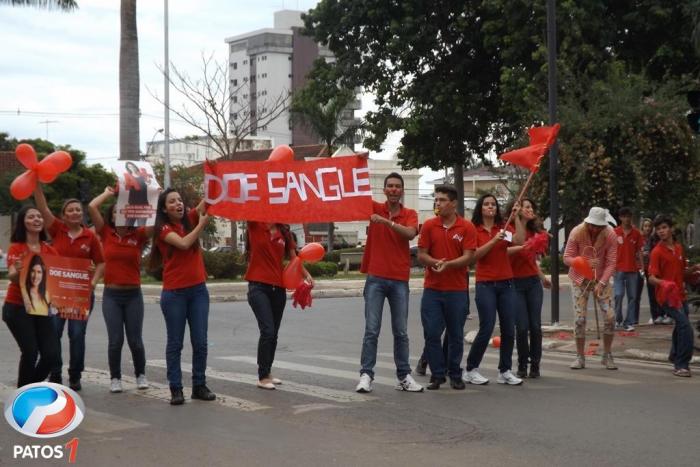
left=1, top=292, right=698, bottom=467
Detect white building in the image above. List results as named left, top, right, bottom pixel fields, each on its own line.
left=225, top=10, right=360, bottom=147
left=145, top=135, right=272, bottom=167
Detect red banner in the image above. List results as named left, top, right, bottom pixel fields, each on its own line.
left=204, top=155, right=374, bottom=223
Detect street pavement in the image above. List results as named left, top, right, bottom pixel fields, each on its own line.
left=1, top=292, right=699, bottom=466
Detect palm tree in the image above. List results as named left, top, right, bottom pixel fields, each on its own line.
left=120, top=0, right=139, bottom=161
left=0, top=0, right=77, bottom=9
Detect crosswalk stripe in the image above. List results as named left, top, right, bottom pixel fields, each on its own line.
left=148, top=359, right=373, bottom=403
left=301, top=354, right=396, bottom=370
left=82, top=367, right=271, bottom=412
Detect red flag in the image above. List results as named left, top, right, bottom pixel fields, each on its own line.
left=528, top=123, right=560, bottom=147
left=498, top=143, right=548, bottom=172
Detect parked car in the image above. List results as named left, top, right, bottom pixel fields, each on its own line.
left=208, top=246, right=233, bottom=254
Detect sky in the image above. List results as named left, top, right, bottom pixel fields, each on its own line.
left=0, top=0, right=438, bottom=189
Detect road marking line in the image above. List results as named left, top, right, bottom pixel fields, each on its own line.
left=82, top=367, right=270, bottom=412
left=149, top=359, right=373, bottom=403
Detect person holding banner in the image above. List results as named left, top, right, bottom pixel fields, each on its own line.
left=123, top=161, right=151, bottom=227
left=89, top=186, right=151, bottom=393
left=245, top=221, right=313, bottom=390
left=149, top=188, right=215, bottom=405
left=2, top=206, right=60, bottom=387
left=34, top=186, right=105, bottom=391
left=464, top=194, right=525, bottom=386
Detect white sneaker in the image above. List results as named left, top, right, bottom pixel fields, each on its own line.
left=653, top=316, right=664, bottom=324
left=662, top=316, right=674, bottom=325
left=136, top=374, right=149, bottom=390
left=355, top=373, right=373, bottom=393
left=395, top=374, right=424, bottom=392
left=623, top=325, right=635, bottom=332
left=110, top=378, right=123, bottom=393
left=463, top=369, right=489, bottom=385
left=497, top=370, right=523, bottom=385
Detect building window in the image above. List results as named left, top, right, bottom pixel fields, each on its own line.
left=288, top=74, right=292, bottom=78
left=243, top=76, right=248, bottom=82
left=262, top=125, right=268, bottom=130
left=243, top=94, right=248, bottom=99
left=250, top=76, right=256, bottom=83
left=232, top=78, right=238, bottom=86
left=243, top=59, right=248, bottom=65
left=288, top=56, right=292, bottom=61
left=261, top=90, right=267, bottom=96
left=262, top=73, right=267, bottom=78
left=233, top=96, right=237, bottom=103
left=233, top=112, right=238, bottom=120
left=232, top=62, right=237, bottom=70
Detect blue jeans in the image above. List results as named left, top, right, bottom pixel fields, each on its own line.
left=614, top=271, right=639, bottom=326
left=467, top=280, right=516, bottom=373
left=419, top=289, right=469, bottom=366
left=51, top=291, right=94, bottom=382
left=160, top=282, right=209, bottom=389
left=513, top=276, right=543, bottom=369
left=664, top=302, right=694, bottom=370
left=360, top=275, right=411, bottom=380
left=645, top=275, right=662, bottom=320
left=247, top=281, right=287, bottom=380
left=102, top=287, right=146, bottom=379
left=420, top=288, right=468, bottom=380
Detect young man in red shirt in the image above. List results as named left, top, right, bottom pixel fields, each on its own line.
left=648, top=215, right=695, bottom=377
left=613, top=207, right=643, bottom=331
left=417, top=185, right=477, bottom=390
left=356, top=173, right=422, bottom=393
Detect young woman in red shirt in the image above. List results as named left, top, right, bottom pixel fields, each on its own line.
left=34, top=186, right=105, bottom=391
left=2, top=206, right=60, bottom=387
left=149, top=188, right=214, bottom=405
left=506, top=198, right=550, bottom=379
left=245, top=222, right=313, bottom=390
left=464, top=194, right=525, bottom=386
left=89, top=186, right=151, bottom=393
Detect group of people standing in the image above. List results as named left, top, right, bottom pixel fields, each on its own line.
left=3, top=172, right=695, bottom=405
left=3, top=181, right=312, bottom=405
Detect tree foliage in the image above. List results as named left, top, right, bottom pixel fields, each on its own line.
left=0, top=0, right=77, bottom=10
left=0, top=133, right=115, bottom=216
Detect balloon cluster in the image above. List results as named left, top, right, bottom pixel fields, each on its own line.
left=10, top=144, right=73, bottom=200
left=283, top=243, right=325, bottom=290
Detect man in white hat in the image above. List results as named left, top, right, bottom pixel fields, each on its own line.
left=563, top=207, right=619, bottom=370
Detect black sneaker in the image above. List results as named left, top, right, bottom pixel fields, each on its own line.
left=516, top=366, right=528, bottom=379
left=529, top=365, right=540, bottom=379
left=191, top=385, right=216, bottom=401
left=68, top=379, right=81, bottom=391
left=426, top=376, right=446, bottom=390
left=415, top=357, right=428, bottom=376
left=170, top=388, right=185, bottom=405
left=449, top=378, right=466, bottom=390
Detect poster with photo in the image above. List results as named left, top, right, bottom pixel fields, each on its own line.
left=20, top=254, right=92, bottom=320
left=113, top=161, right=160, bottom=227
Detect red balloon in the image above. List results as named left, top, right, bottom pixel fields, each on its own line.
left=10, top=170, right=38, bottom=200
left=570, top=256, right=594, bottom=280
left=267, top=145, right=295, bottom=163
left=491, top=336, right=501, bottom=348
left=41, top=151, right=72, bottom=172
left=283, top=257, right=305, bottom=290
left=298, top=242, right=325, bottom=263
left=15, top=143, right=38, bottom=170
left=36, top=160, right=59, bottom=183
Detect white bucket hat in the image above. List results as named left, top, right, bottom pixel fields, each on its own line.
left=584, top=206, right=617, bottom=226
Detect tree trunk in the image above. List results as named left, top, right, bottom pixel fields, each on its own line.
left=120, top=0, right=140, bottom=161
left=453, top=163, right=465, bottom=216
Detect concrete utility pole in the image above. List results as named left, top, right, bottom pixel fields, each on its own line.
left=163, top=0, right=171, bottom=188
left=547, top=0, right=560, bottom=325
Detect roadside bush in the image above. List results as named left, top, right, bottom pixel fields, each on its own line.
left=539, top=255, right=568, bottom=275
left=323, top=247, right=363, bottom=264
left=203, top=250, right=247, bottom=279
left=305, top=261, right=338, bottom=277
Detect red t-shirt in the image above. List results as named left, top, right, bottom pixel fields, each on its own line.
left=48, top=219, right=104, bottom=263
left=244, top=222, right=295, bottom=287
left=4, top=242, right=57, bottom=305
left=418, top=216, right=477, bottom=291
left=648, top=241, right=687, bottom=303
left=614, top=226, right=642, bottom=272
left=98, top=225, right=148, bottom=286
left=510, top=230, right=543, bottom=279
left=360, top=201, right=418, bottom=281
left=474, top=223, right=515, bottom=282
left=157, top=209, right=207, bottom=290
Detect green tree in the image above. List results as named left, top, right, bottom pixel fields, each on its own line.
left=0, top=135, right=115, bottom=216
left=0, top=0, right=77, bottom=10
left=290, top=58, right=359, bottom=252
left=120, top=0, right=139, bottom=161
